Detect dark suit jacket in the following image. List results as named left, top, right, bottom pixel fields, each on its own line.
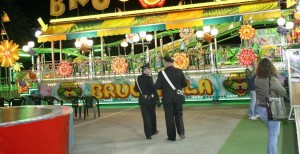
left=155, top=66, right=187, bottom=104
left=134, top=73, right=158, bottom=105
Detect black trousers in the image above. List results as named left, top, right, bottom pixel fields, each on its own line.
left=163, top=102, right=185, bottom=140
left=140, top=104, right=157, bottom=138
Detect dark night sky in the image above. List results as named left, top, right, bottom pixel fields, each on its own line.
left=16, top=1, right=50, bottom=24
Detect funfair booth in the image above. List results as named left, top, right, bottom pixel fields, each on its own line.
left=3, top=0, right=297, bottom=105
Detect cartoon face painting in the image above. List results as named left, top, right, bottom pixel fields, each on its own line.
left=223, top=73, right=248, bottom=96
left=57, top=82, right=83, bottom=100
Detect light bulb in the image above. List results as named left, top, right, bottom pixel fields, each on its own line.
left=75, top=40, right=82, bottom=48
left=203, top=26, right=211, bottom=33
left=139, top=31, right=146, bottom=38
left=277, top=17, right=286, bottom=26
left=87, top=40, right=94, bottom=47
left=35, top=30, right=42, bottom=37
left=211, top=28, right=218, bottom=36
left=145, top=34, right=153, bottom=42
left=196, top=31, right=204, bottom=38
left=28, top=41, right=35, bottom=48
left=121, top=39, right=128, bottom=47
left=80, top=37, right=88, bottom=44
left=286, top=22, right=294, bottom=30
left=133, top=34, right=140, bottom=43
left=23, top=45, right=29, bottom=52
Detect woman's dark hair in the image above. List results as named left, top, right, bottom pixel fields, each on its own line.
left=256, top=58, right=278, bottom=78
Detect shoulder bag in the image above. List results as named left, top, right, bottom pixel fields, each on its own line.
left=266, top=77, right=287, bottom=121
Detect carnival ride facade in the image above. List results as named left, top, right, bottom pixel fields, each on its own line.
left=0, top=0, right=297, bottom=104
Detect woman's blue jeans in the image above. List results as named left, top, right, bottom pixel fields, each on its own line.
left=248, top=90, right=258, bottom=117
left=258, top=106, right=281, bottom=154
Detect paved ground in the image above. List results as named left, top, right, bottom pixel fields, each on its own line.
left=71, top=104, right=249, bottom=154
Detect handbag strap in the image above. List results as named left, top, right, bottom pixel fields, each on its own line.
left=162, top=70, right=176, bottom=90
left=136, top=76, right=143, bottom=94
left=267, top=77, right=274, bottom=120
left=269, top=77, right=279, bottom=97
left=268, top=77, right=271, bottom=96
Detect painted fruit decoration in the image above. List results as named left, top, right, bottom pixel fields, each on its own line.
left=138, top=0, right=166, bottom=8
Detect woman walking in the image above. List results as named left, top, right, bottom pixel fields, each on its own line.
left=255, top=58, right=286, bottom=154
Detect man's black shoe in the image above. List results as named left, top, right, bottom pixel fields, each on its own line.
left=146, top=136, right=151, bottom=139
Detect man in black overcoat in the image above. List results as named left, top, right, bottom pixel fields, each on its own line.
left=134, top=63, right=159, bottom=139
left=155, top=55, right=188, bottom=141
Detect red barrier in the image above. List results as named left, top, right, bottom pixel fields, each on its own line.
left=0, top=108, right=71, bottom=154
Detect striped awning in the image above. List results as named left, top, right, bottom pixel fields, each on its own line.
left=37, top=1, right=279, bottom=43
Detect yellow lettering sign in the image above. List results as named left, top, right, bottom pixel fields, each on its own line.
left=91, top=79, right=215, bottom=99
left=92, top=0, right=110, bottom=10
left=50, top=0, right=111, bottom=16
left=50, top=0, right=66, bottom=16
left=91, top=84, right=103, bottom=98
left=198, top=79, right=213, bottom=95
left=103, top=83, right=116, bottom=98
left=69, top=0, right=89, bottom=10
left=130, top=83, right=139, bottom=97
left=184, top=80, right=198, bottom=95
left=116, top=83, right=130, bottom=98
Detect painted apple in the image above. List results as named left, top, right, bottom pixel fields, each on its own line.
left=138, top=0, right=166, bottom=8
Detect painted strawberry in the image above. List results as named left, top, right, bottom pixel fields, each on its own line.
left=138, top=0, right=166, bottom=8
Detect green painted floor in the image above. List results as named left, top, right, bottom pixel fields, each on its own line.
left=218, top=116, right=297, bottom=154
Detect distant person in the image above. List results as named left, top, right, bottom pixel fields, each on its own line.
left=245, top=58, right=259, bottom=120
left=134, top=63, right=159, bottom=140
left=255, top=58, right=286, bottom=154
left=155, top=55, right=188, bottom=141
left=0, top=97, right=9, bottom=107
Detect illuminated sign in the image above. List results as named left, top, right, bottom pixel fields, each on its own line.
left=39, top=72, right=252, bottom=103
left=50, top=0, right=110, bottom=16
left=91, top=78, right=215, bottom=99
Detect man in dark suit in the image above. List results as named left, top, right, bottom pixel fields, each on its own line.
left=155, top=55, right=188, bottom=141
left=134, top=63, right=159, bottom=140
